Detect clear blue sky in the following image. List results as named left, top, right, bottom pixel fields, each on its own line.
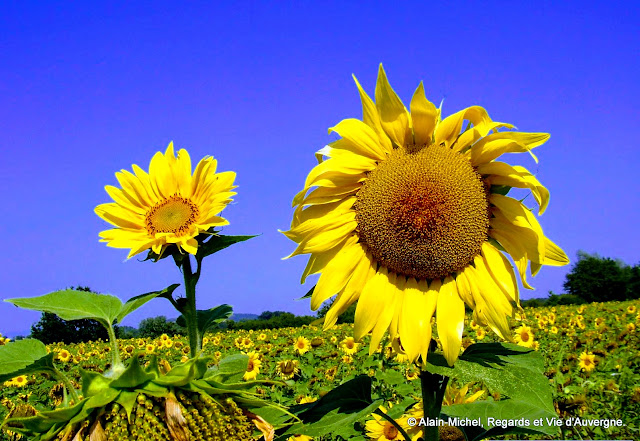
left=1, top=2, right=639, bottom=337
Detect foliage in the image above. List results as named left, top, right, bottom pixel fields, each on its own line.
left=227, top=312, right=316, bottom=330
left=564, top=251, right=639, bottom=302
left=137, top=316, right=185, bottom=338
left=30, top=312, right=110, bottom=345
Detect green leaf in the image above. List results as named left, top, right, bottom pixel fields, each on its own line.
left=5, top=290, right=122, bottom=329
left=195, top=234, right=257, bottom=261
left=426, top=343, right=554, bottom=412
left=116, top=284, right=180, bottom=324
left=154, top=357, right=210, bottom=387
left=176, top=304, right=233, bottom=335
left=276, top=375, right=382, bottom=439
left=441, top=399, right=560, bottom=440
left=206, top=354, right=249, bottom=383
left=0, top=339, right=55, bottom=382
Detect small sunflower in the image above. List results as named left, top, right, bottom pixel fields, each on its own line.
left=243, top=352, right=261, bottom=381
left=57, top=349, right=71, bottom=363
left=276, top=360, right=300, bottom=380
left=578, top=351, right=596, bottom=372
left=95, top=142, right=236, bottom=258
left=11, top=375, right=29, bottom=388
left=293, top=336, right=310, bottom=355
left=475, top=327, right=486, bottom=340
left=514, top=325, right=535, bottom=348
left=627, top=305, right=636, bottom=314
left=283, top=65, right=568, bottom=366
left=365, top=406, right=409, bottom=440
left=340, top=336, right=360, bottom=355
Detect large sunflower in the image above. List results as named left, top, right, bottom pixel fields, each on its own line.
left=283, top=65, right=569, bottom=366
left=95, top=142, right=236, bottom=258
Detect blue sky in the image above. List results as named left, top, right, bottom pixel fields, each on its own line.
left=1, top=2, right=639, bottom=337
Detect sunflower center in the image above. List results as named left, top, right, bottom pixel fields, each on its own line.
left=383, top=422, right=399, bottom=439
left=282, top=362, right=295, bottom=374
left=355, top=144, right=489, bottom=280
left=145, top=194, right=199, bottom=236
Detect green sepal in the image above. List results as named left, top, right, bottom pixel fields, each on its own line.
left=80, top=369, right=112, bottom=398
left=115, top=390, right=140, bottom=424
left=109, top=354, right=156, bottom=389
left=135, top=382, right=169, bottom=398
left=490, top=184, right=511, bottom=195
left=154, top=357, right=210, bottom=387
left=298, top=285, right=315, bottom=300
left=0, top=339, right=55, bottom=382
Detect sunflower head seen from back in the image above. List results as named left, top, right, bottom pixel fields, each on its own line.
left=95, top=142, right=237, bottom=258
left=282, top=65, right=568, bottom=366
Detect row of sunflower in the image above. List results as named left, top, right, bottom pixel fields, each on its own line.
left=2, top=298, right=638, bottom=440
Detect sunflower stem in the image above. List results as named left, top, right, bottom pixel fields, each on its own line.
left=106, top=324, right=123, bottom=373
left=182, top=255, right=200, bottom=358
left=51, top=367, right=80, bottom=404
left=419, top=369, right=448, bottom=441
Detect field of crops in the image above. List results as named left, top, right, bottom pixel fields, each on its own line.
left=2, top=299, right=639, bottom=441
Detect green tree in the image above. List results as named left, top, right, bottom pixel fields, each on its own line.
left=138, top=316, right=184, bottom=338
left=30, top=312, right=110, bottom=344
left=563, top=251, right=633, bottom=302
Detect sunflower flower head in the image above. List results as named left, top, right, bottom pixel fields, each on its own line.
left=283, top=65, right=568, bottom=366
left=95, top=142, right=236, bottom=258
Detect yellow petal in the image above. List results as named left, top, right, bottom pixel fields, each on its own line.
left=470, top=132, right=549, bottom=166
left=454, top=121, right=515, bottom=154
left=324, top=250, right=375, bottom=328
left=311, top=242, right=365, bottom=310
left=285, top=221, right=357, bottom=258
left=375, top=64, right=411, bottom=147
left=454, top=271, right=475, bottom=309
left=354, top=267, right=389, bottom=341
left=328, top=119, right=388, bottom=161
left=436, top=276, right=465, bottom=366
left=479, top=162, right=550, bottom=215
left=352, top=75, right=393, bottom=154
left=409, top=82, right=438, bottom=146
left=370, top=272, right=401, bottom=354
left=489, top=227, right=535, bottom=290
left=540, top=236, right=570, bottom=266
left=399, top=277, right=435, bottom=362
left=435, top=106, right=491, bottom=148
left=173, top=148, right=193, bottom=198
left=481, top=242, right=519, bottom=305
left=300, top=235, right=357, bottom=284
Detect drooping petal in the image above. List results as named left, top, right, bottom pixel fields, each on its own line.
left=328, top=119, right=389, bottom=161
left=354, top=267, right=390, bottom=341
left=435, top=106, right=491, bottom=149
left=436, top=276, right=465, bottom=366
left=478, top=162, right=550, bottom=214
left=311, top=241, right=365, bottom=310
left=470, top=132, right=549, bottom=165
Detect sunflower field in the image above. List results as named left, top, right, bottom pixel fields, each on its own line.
left=2, top=299, right=638, bottom=441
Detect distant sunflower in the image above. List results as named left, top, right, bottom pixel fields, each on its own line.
left=514, top=325, right=535, bottom=348
left=293, top=337, right=310, bottom=355
left=282, top=65, right=568, bottom=366
left=579, top=351, right=596, bottom=372
left=57, top=349, right=71, bottom=363
left=95, top=142, right=236, bottom=258
left=11, top=375, right=28, bottom=388
left=276, top=360, right=300, bottom=380
left=243, top=352, right=261, bottom=381
left=340, top=337, right=360, bottom=355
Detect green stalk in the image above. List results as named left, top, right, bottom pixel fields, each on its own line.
left=182, top=255, right=200, bottom=358
left=51, top=367, right=80, bottom=404
left=106, top=324, right=122, bottom=370
left=419, top=369, right=449, bottom=441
